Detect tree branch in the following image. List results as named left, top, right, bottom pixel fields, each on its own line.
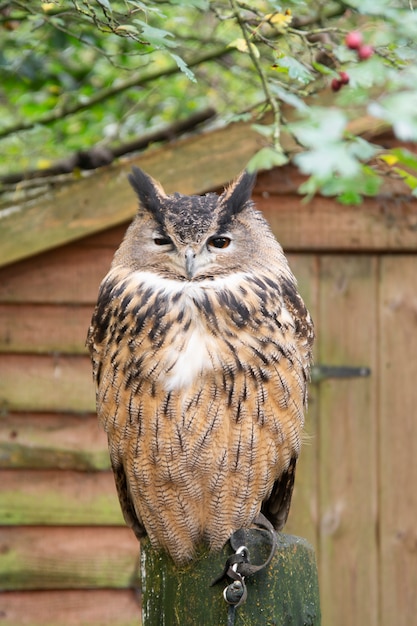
left=0, top=107, right=217, bottom=186
left=229, top=0, right=282, bottom=149
left=0, top=46, right=229, bottom=140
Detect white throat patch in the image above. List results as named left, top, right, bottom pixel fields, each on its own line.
left=164, top=324, right=215, bottom=392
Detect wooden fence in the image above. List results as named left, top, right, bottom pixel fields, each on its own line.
left=0, top=168, right=416, bottom=625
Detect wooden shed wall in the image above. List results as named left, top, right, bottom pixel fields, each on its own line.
left=1, top=168, right=417, bottom=625
left=0, top=226, right=142, bottom=625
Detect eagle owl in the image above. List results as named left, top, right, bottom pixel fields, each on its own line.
left=87, top=167, right=314, bottom=565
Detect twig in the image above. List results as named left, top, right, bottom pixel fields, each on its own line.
left=229, top=0, right=281, bottom=149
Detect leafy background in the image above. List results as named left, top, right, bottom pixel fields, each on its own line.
left=1, top=0, right=417, bottom=202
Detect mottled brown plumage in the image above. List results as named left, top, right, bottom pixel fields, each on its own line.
left=87, top=167, right=314, bottom=565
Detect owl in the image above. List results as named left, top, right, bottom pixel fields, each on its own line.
left=87, top=167, right=314, bottom=565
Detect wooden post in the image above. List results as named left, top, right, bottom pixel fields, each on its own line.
left=141, top=532, right=321, bottom=625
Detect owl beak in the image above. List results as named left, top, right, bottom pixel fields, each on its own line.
left=184, top=247, right=196, bottom=279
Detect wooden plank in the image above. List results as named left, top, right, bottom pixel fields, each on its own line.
left=0, top=110, right=397, bottom=269
left=0, top=590, right=141, bottom=626
left=79, top=224, right=128, bottom=248
left=0, top=526, right=139, bottom=590
left=284, top=254, right=319, bottom=549
left=317, top=255, right=379, bottom=626
left=0, top=120, right=266, bottom=268
left=256, top=193, right=417, bottom=252
left=379, top=255, right=417, bottom=626
left=0, top=304, right=92, bottom=354
left=0, top=354, right=95, bottom=413
left=0, top=413, right=110, bottom=471
left=0, top=243, right=115, bottom=304
left=0, top=469, right=123, bottom=525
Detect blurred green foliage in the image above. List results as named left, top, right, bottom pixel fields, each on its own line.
left=1, top=1, right=417, bottom=200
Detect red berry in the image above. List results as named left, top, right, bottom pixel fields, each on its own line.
left=345, top=31, right=363, bottom=50
left=339, top=71, right=350, bottom=85
left=358, top=44, right=374, bottom=60
left=331, top=78, right=342, bottom=92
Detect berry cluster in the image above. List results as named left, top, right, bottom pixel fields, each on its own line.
left=331, top=31, right=374, bottom=92
left=331, top=71, right=349, bottom=92
left=345, top=31, right=374, bottom=60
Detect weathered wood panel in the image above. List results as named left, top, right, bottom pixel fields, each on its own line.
left=0, top=413, right=109, bottom=470
left=0, top=590, right=140, bottom=626
left=0, top=120, right=266, bottom=268
left=1, top=120, right=415, bottom=271
left=0, top=354, right=95, bottom=413
left=0, top=244, right=114, bottom=304
left=0, top=526, right=139, bottom=590
left=79, top=224, right=128, bottom=247
left=257, top=193, right=417, bottom=252
left=0, top=470, right=122, bottom=525
left=317, top=256, right=379, bottom=626
left=379, top=255, right=417, bottom=626
left=0, top=304, right=92, bottom=354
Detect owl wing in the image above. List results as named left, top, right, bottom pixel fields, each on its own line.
left=112, top=460, right=146, bottom=541
left=261, top=276, right=314, bottom=531
left=86, top=271, right=147, bottom=541
left=261, top=456, right=296, bottom=530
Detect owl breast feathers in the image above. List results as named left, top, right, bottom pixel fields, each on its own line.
left=87, top=167, right=314, bottom=565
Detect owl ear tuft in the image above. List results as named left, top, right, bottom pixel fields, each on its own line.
left=221, top=170, right=257, bottom=216
left=128, top=167, right=167, bottom=218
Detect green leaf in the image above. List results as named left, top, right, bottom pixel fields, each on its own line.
left=251, top=123, right=275, bottom=138
left=391, top=147, right=417, bottom=171
left=393, top=168, right=417, bottom=191
left=311, top=61, right=335, bottom=76
left=96, top=0, right=112, bottom=13
left=228, top=38, right=260, bottom=58
left=114, top=24, right=139, bottom=35
left=167, top=0, right=209, bottom=7
left=295, top=144, right=360, bottom=178
left=228, top=112, right=252, bottom=123
left=169, top=54, right=196, bottom=82
left=288, top=108, right=347, bottom=148
left=344, top=0, right=402, bottom=19
left=298, top=176, right=320, bottom=200
left=347, top=56, right=388, bottom=88
left=127, top=2, right=165, bottom=15
left=247, top=147, right=289, bottom=173
left=269, top=83, right=310, bottom=112
left=369, top=91, right=417, bottom=141
left=337, top=189, right=362, bottom=205
left=298, top=166, right=382, bottom=203
left=273, top=55, right=312, bottom=84
left=348, top=135, right=379, bottom=161
left=135, top=21, right=177, bottom=49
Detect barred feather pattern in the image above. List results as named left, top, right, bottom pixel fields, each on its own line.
left=88, top=263, right=313, bottom=564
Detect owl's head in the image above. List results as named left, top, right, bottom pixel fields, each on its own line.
left=112, top=167, right=282, bottom=280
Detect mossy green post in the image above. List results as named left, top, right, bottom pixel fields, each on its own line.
left=141, top=533, right=321, bottom=625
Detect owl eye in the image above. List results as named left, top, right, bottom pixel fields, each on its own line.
left=154, top=237, right=173, bottom=246
left=208, top=236, right=231, bottom=249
